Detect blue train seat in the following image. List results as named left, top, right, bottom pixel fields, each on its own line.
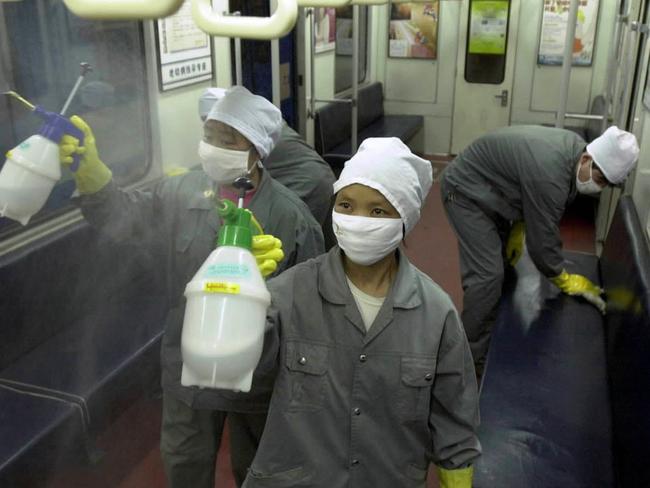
left=474, top=196, right=650, bottom=487
left=0, top=387, right=84, bottom=485
left=0, top=219, right=167, bottom=481
left=314, top=82, right=424, bottom=175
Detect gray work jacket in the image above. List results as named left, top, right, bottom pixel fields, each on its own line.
left=79, top=169, right=325, bottom=411
left=243, top=247, right=481, bottom=488
left=443, top=125, right=583, bottom=277
left=264, top=125, right=335, bottom=225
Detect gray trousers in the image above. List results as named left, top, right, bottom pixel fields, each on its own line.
left=441, top=175, right=508, bottom=377
left=160, top=392, right=267, bottom=488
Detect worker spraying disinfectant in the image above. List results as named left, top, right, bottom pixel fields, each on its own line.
left=0, top=63, right=91, bottom=225
left=181, top=177, right=271, bottom=392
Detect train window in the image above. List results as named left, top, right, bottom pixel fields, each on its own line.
left=464, top=0, right=511, bottom=84
left=334, top=6, right=369, bottom=93
left=0, top=1, right=150, bottom=240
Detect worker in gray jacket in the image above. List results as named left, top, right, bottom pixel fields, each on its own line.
left=60, top=86, right=325, bottom=488
left=200, top=87, right=336, bottom=228
left=441, top=125, right=639, bottom=378
left=243, top=138, right=480, bottom=488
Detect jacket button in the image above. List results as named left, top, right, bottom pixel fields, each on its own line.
left=425, top=373, right=433, bottom=381
left=351, top=459, right=359, bottom=466
left=359, top=354, right=367, bottom=362
left=353, top=407, right=361, bottom=415
left=299, top=356, right=307, bottom=365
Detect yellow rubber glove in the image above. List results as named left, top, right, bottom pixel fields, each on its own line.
left=437, top=466, right=474, bottom=488
left=59, top=115, right=112, bottom=194
left=505, top=221, right=525, bottom=266
left=551, top=270, right=606, bottom=314
left=252, top=235, right=284, bottom=278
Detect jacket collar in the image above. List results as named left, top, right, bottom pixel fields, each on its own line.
left=318, top=246, right=422, bottom=310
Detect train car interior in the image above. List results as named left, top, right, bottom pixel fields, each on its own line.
left=1, top=0, right=649, bottom=487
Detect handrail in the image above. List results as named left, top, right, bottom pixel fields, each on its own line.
left=351, top=4, right=359, bottom=152
left=62, top=0, right=183, bottom=19
left=298, top=0, right=351, bottom=7
left=314, top=98, right=353, bottom=104
left=192, top=0, right=298, bottom=40
left=555, top=0, right=579, bottom=128
left=348, top=0, right=385, bottom=5
left=564, top=113, right=607, bottom=121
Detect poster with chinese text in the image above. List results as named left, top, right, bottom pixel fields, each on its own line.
left=538, top=0, right=600, bottom=66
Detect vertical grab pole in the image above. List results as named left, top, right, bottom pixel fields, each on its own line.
left=271, top=38, right=282, bottom=108
left=271, top=0, right=281, bottom=108
left=232, top=12, right=243, bottom=85
left=309, top=8, right=316, bottom=119
left=555, top=0, right=580, bottom=128
left=234, top=38, right=243, bottom=85
left=601, top=0, right=623, bottom=133
left=351, top=4, right=360, bottom=152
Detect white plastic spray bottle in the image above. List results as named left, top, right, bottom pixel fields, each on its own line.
left=0, top=63, right=91, bottom=225
left=181, top=194, right=271, bottom=392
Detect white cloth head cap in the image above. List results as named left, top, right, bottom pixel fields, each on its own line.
left=333, top=137, right=433, bottom=234
left=198, top=87, right=227, bottom=119
left=206, top=86, right=283, bottom=159
left=586, top=126, right=639, bottom=184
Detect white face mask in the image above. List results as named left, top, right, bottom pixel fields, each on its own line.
left=198, top=140, right=252, bottom=184
left=576, top=161, right=604, bottom=195
left=332, top=211, right=403, bottom=266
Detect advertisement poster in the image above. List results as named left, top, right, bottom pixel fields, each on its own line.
left=336, top=6, right=353, bottom=56
left=538, top=0, right=600, bottom=66
left=156, top=0, right=213, bottom=91
left=468, top=1, right=509, bottom=55
left=389, top=2, right=439, bottom=59
left=314, top=8, right=337, bottom=53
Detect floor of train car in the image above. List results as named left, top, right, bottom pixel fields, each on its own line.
left=31, top=159, right=596, bottom=488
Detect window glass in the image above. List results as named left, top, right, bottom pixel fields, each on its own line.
left=0, top=0, right=150, bottom=239
left=334, top=6, right=368, bottom=93
left=464, top=0, right=511, bottom=84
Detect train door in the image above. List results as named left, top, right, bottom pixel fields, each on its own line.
left=451, top=0, right=520, bottom=153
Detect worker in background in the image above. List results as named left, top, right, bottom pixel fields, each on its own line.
left=199, top=87, right=336, bottom=230
left=60, top=86, right=325, bottom=488
left=441, top=125, right=639, bottom=379
left=243, top=138, right=481, bottom=488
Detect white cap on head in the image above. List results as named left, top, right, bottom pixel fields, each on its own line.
left=205, top=86, right=283, bottom=160
left=198, top=87, right=227, bottom=119
left=333, top=137, right=433, bottom=234
left=586, top=126, right=639, bottom=184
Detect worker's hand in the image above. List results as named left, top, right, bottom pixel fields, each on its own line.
left=505, top=221, right=525, bottom=266
left=59, top=115, right=112, bottom=194
left=252, top=234, right=284, bottom=278
left=551, top=270, right=606, bottom=314
left=437, top=466, right=473, bottom=488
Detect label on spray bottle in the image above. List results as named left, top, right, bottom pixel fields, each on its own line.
left=203, top=282, right=241, bottom=295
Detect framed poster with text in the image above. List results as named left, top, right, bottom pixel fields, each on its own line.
left=538, top=0, right=600, bottom=66
left=155, top=0, right=214, bottom=91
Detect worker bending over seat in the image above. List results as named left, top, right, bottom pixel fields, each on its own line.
left=441, top=125, right=639, bottom=378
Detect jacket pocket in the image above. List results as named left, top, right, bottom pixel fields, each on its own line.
left=398, top=357, right=436, bottom=422
left=284, top=341, right=328, bottom=412
left=246, top=466, right=309, bottom=487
